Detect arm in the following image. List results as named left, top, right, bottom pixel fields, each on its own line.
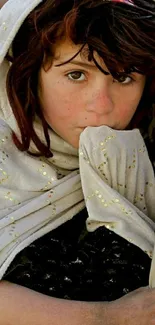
left=1, top=281, right=155, bottom=325
left=0, top=280, right=106, bottom=325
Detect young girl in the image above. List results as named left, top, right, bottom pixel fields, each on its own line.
left=0, top=0, right=155, bottom=324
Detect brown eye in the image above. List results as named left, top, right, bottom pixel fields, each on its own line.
left=118, top=75, right=127, bottom=82
left=114, top=74, right=132, bottom=84
left=67, top=71, right=85, bottom=81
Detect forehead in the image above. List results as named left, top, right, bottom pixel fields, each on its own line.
left=53, top=38, right=107, bottom=69
left=52, top=38, right=145, bottom=77
left=54, top=39, right=88, bottom=62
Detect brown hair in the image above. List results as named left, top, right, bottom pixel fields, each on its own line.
left=6, top=0, right=155, bottom=157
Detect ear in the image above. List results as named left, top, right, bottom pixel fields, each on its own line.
left=0, top=0, right=7, bottom=9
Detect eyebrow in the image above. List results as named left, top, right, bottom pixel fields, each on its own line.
left=55, top=59, right=98, bottom=70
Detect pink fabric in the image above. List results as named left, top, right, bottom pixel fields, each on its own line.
left=113, top=0, right=134, bottom=4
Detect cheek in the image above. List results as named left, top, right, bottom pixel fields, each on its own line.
left=119, top=103, right=137, bottom=118
left=117, top=84, right=145, bottom=120
left=116, top=100, right=140, bottom=130
left=42, top=87, right=80, bottom=125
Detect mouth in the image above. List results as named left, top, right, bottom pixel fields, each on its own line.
left=78, top=124, right=116, bottom=130
left=79, top=125, right=97, bottom=128
left=78, top=127, right=86, bottom=130
left=78, top=125, right=101, bottom=129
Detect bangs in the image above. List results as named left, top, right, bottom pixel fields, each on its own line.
left=61, top=1, right=155, bottom=75
left=12, top=0, right=155, bottom=77
left=35, top=0, right=155, bottom=77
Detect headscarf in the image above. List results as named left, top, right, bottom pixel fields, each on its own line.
left=0, top=0, right=155, bottom=288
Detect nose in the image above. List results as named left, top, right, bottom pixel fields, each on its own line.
left=86, top=81, right=114, bottom=116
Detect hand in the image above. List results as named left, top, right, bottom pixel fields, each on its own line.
left=108, top=286, right=155, bottom=325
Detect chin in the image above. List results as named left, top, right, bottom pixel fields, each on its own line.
left=69, top=137, right=80, bottom=149
left=70, top=141, right=79, bottom=149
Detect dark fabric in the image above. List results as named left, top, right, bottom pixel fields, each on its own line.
left=4, top=208, right=151, bottom=302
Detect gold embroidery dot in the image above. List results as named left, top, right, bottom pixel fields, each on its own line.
left=145, top=250, right=153, bottom=258
left=146, top=182, right=153, bottom=187
left=4, top=192, right=19, bottom=204
left=2, top=22, right=7, bottom=31
left=43, top=172, right=47, bottom=176
left=14, top=233, right=19, bottom=238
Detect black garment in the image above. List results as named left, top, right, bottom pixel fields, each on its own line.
left=4, top=208, right=151, bottom=302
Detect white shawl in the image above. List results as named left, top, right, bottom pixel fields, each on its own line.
left=0, top=0, right=155, bottom=287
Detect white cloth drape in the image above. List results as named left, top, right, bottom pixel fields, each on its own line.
left=0, top=0, right=155, bottom=286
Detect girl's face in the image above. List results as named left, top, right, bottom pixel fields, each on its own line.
left=39, top=39, right=146, bottom=148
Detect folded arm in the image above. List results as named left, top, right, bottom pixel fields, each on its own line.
left=1, top=281, right=155, bottom=325
left=0, top=280, right=105, bottom=325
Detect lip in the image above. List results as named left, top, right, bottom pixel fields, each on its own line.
left=79, top=125, right=115, bottom=130
left=79, top=125, right=96, bottom=128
